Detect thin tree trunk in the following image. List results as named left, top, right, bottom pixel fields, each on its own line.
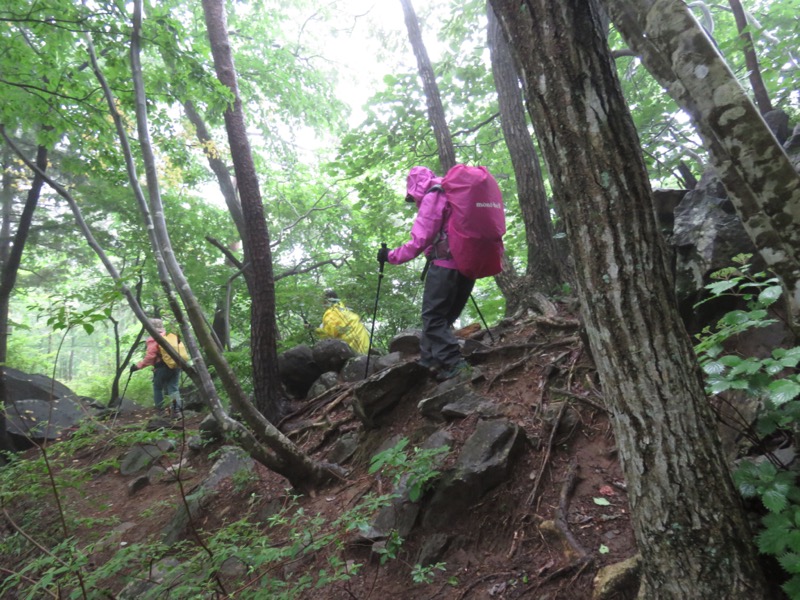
left=399, top=0, right=456, bottom=172
left=488, top=0, right=769, bottom=597
left=0, top=141, right=47, bottom=453
left=202, top=0, right=287, bottom=424
left=728, top=0, right=773, bottom=115
left=486, top=2, right=565, bottom=304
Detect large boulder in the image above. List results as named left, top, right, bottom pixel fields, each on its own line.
left=278, top=345, right=322, bottom=399
left=2, top=367, right=76, bottom=402
left=4, top=397, right=85, bottom=446
left=352, top=361, right=429, bottom=428
left=423, top=419, right=526, bottom=528
left=312, top=338, right=354, bottom=373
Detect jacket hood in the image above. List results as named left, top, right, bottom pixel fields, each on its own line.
left=405, top=166, right=440, bottom=206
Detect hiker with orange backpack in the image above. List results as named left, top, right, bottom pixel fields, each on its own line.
left=130, top=317, right=184, bottom=415
left=377, top=165, right=505, bottom=381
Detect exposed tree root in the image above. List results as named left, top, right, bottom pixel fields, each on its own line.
left=527, top=401, right=567, bottom=507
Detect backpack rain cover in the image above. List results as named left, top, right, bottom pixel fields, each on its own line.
left=442, top=164, right=505, bottom=279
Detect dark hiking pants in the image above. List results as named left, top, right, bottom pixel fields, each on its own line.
left=420, top=264, right=475, bottom=369
left=152, top=364, right=182, bottom=411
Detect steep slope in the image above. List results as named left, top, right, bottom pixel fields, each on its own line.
left=0, top=306, right=640, bottom=599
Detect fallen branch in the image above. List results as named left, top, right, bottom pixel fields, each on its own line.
left=549, top=387, right=607, bottom=414
left=456, top=570, right=515, bottom=600
left=554, top=459, right=588, bottom=558
left=526, top=401, right=567, bottom=507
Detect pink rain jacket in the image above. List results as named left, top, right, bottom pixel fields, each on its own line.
left=387, top=166, right=458, bottom=270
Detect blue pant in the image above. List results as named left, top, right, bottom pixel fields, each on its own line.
left=420, top=264, right=475, bottom=369
left=152, top=365, right=182, bottom=411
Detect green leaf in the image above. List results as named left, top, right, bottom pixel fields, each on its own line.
left=758, top=285, right=783, bottom=307
left=758, top=514, right=791, bottom=554
left=718, top=355, right=743, bottom=367
left=702, top=361, right=726, bottom=375
left=764, top=489, right=789, bottom=513
left=593, top=497, right=611, bottom=506
left=768, top=380, right=800, bottom=406
left=779, top=552, right=800, bottom=574
left=598, top=544, right=610, bottom=554
left=705, top=279, right=740, bottom=296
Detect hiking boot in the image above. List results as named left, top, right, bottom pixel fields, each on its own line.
left=415, top=357, right=439, bottom=374
left=435, top=360, right=472, bottom=382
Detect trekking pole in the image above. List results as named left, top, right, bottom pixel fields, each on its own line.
left=111, top=369, right=134, bottom=428
left=470, top=294, right=495, bottom=344
left=365, top=243, right=387, bottom=377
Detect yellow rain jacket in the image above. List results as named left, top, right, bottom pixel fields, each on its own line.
left=316, top=302, right=370, bottom=354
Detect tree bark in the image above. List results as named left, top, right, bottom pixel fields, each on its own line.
left=728, top=0, right=773, bottom=115
left=202, top=0, right=287, bottom=423
left=486, top=3, right=565, bottom=305
left=0, top=140, right=45, bottom=453
left=601, top=0, right=800, bottom=327
left=488, top=0, right=769, bottom=597
left=399, top=0, right=456, bottom=172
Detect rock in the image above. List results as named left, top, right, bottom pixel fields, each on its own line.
left=161, top=446, right=255, bottom=545
left=423, top=419, right=526, bottom=528
left=671, top=172, right=758, bottom=327
left=418, top=382, right=488, bottom=420
left=360, top=431, right=452, bottom=544
left=327, top=431, right=361, bottom=464
left=312, top=338, right=355, bottom=373
left=340, top=355, right=379, bottom=383
left=119, top=439, right=174, bottom=476
left=352, top=361, right=429, bottom=427
left=592, top=554, right=641, bottom=600
left=2, top=367, right=76, bottom=402
left=416, top=533, right=450, bottom=567
left=388, top=330, right=422, bottom=355
left=278, top=344, right=322, bottom=399
left=375, top=351, right=403, bottom=371
left=307, top=371, right=339, bottom=399
left=4, top=397, right=84, bottom=445
left=199, top=414, right=224, bottom=442
left=441, top=396, right=502, bottom=419
left=764, top=108, right=790, bottom=145
left=128, top=475, right=150, bottom=496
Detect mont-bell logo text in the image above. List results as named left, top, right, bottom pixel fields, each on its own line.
left=475, top=201, right=502, bottom=209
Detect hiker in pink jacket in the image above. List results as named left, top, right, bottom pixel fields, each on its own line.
left=377, top=166, right=473, bottom=381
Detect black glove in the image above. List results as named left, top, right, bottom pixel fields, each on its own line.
left=130, top=365, right=139, bottom=373
left=377, top=246, right=390, bottom=264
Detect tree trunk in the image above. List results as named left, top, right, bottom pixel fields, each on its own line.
left=602, top=0, right=800, bottom=327
left=486, top=3, right=565, bottom=303
left=728, top=0, right=773, bottom=115
left=488, top=0, right=769, bottom=597
left=202, top=0, right=287, bottom=423
left=399, top=0, right=456, bottom=172
left=0, top=140, right=47, bottom=453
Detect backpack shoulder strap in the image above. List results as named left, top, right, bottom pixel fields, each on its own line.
left=427, top=184, right=444, bottom=193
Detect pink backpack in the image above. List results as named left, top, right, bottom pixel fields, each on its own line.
left=438, top=164, right=506, bottom=279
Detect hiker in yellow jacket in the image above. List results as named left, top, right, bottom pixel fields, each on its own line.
left=315, top=290, right=370, bottom=354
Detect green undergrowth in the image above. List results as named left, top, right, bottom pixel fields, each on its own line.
left=0, top=422, right=452, bottom=598
left=695, top=255, right=800, bottom=598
